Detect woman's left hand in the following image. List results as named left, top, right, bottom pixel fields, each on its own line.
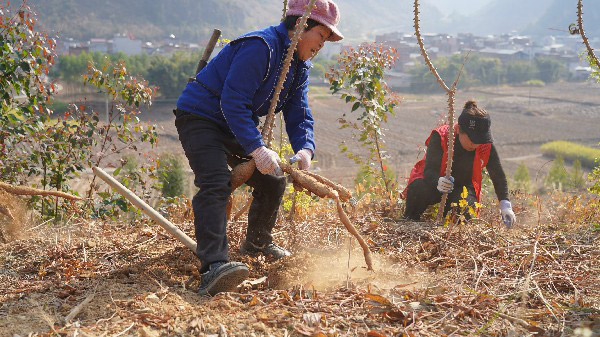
left=289, top=149, right=312, bottom=170
left=500, top=200, right=516, bottom=228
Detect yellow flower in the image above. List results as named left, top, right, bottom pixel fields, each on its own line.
left=461, top=186, right=468, bottom=199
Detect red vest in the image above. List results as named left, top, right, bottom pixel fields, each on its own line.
left=402, top=124, right=492, bottom=202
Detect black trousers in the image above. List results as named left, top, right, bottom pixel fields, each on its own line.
left=174, top=110, right=286, bottom=272
left=403, top=178, right=478, bottom=221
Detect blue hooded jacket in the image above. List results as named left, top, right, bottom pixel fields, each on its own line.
left=177, top=22, right=315, bottom=156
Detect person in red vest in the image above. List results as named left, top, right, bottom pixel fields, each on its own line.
left=402, top=100, right=516, bottom=227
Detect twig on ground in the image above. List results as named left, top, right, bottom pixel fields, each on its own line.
left=533, top=280, right=561, bottom=326
left=65, top=291, right=96, bottom=323
left=476, top=244, right=533, bottom=260
left=113, top=323, right=135, bottom=337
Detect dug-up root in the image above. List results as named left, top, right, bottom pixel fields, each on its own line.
left=0, top=181, right=82, bottom=201
left=280, top=162, right=372, bottom=270
left=227, top=160, right=373, bottom=271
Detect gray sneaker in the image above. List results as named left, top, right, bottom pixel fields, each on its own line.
left=198, top=262, right=249, bottom=296
left=240, top=241, right=291, bottom=260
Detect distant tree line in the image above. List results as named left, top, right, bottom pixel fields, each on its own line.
left=52, top=51, right=337, bottom=98
left=52, top=52, right=200, bottom=98
left=409, top=54, right=568, bottom=92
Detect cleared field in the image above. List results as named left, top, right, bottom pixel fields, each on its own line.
left=62, top=81, right=600, bottom=188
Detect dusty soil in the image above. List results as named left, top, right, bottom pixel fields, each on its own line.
left=0, top=190, right=599, bottom=336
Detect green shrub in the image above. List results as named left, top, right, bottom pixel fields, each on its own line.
left=540, top=141, right=600, bottom=169
left=546, top=155, right=568, bottom=191
left=568, top=159, right=586, bottom=190
left=513, top=162, right=531, bottom=193
left=158, top=154, right=186, bottom=198
left=524, top=79, right=545, bottom=87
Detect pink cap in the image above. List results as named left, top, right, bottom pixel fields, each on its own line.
left=287, top=0, right=343, bottom=42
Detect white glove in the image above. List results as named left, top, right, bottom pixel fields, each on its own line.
left=500, top=200, right=516, bottom=228
left=289, top=149, right=312, bottom=170
left=250, top=146, right=282, bottom=176
left=437, top=176, right=454, bottom=194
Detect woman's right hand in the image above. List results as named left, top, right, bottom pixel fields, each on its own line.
left=251, top=146, right=282, bottom=176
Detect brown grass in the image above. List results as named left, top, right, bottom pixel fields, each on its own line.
left=0, top=190, right=597, bottom=336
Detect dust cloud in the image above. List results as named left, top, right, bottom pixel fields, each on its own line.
left=0, top=191, right=30, bottom=242
left=275, top=246, right=425, bottom=292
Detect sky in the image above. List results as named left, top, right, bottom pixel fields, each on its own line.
left=429, top=0, right=493, bottom=16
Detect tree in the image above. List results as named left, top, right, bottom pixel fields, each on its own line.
left=467, top=56, right=502, bottom=85
left=1, top=1, right=159, bottom=218
left=590, top=151, right=600, bottom=196
left=158, top=154, right=186, bottom=198
left=505, top=61, right=536, bottom=84
left=327, top=43, right=400, bottom=205
left=535, top=57, right=565, bottom=83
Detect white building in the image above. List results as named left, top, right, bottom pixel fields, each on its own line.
left=89, top=38, right=109, bottom=53
left=112, top=34, right=142, bottom=55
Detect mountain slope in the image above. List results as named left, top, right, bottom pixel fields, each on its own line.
left=527, top=0, right=600, bottom=36
left=444, top=0, right=551, bottom=35
left=27, top=0, right=446, bottom=42
left=28, top=0, right=589, bottom=42
left=29, top=0, right=282, bottom=41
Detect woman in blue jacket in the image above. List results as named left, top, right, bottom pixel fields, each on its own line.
left=175, top=0, right=343, bottom=296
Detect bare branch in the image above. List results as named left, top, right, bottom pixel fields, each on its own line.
left=451, top=51, right=471, bottom=90
left=413, top=0, right=449, bottom=93
left=435, top=91, right=457, bottom=225
left=578, top=0, right=600, bottom=70
left=263, top=0, right=318, bottom=146
left=282, top=0, right=289, bottom=22
left=413, top=0, right=469, bottom=224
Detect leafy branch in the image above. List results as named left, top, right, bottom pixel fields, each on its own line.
left=327, top=44, right=400, bottom=207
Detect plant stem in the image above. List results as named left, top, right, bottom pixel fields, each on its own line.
left=436, top=91, right=456, bottom=225
left=282, top=0, right=288, bottom=22
left=263, top=0, right=317, bottom=146
left=578, top=0, right=600, bottom=70
left=373, top=129, right=392, bottom=207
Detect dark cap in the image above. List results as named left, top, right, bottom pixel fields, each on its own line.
left=458, top=112, right=493, bottom=144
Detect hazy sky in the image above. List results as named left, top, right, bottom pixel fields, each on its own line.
left=430, top=0, right=494, bottom=16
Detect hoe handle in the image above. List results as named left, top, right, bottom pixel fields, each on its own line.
left=191, top=29, right=222, bottom=80
left=92, top=167, right=197, bottom=253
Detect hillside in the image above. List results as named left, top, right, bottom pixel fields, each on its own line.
left=28, top=0, right=282, bottom=41
left=437, top=0, right=550, bottom=35
left=26, top=0, right=446, bottom=42
left=25, top=0, right=600, bottom=42
left=527, top=0, right=600, bottom=36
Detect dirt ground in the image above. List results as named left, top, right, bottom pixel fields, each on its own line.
left=0, top=190, right=599, bottom=336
